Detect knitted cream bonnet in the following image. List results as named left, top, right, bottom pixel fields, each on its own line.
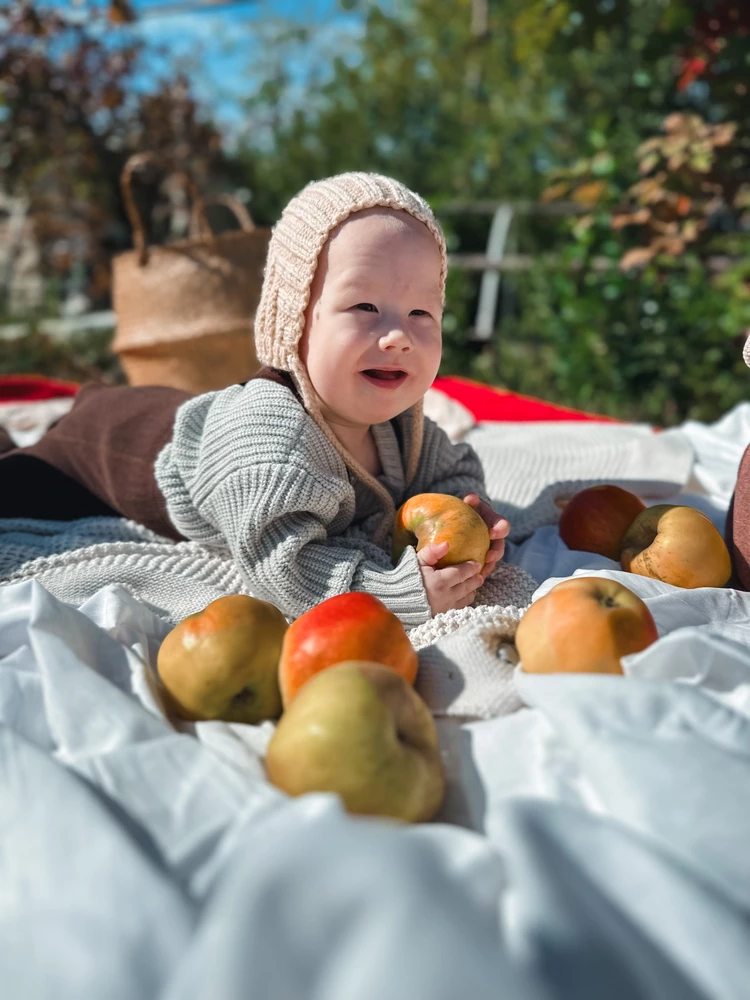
left=254, top=172, right=447, bottom=545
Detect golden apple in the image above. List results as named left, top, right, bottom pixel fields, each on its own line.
left=265, top=661, right=445, bottom=823
left=515, top=576, right=658, bottom=675
left=392, top=492, right=490, bottom=569
left=558, top=484, right=646, bottom=561
left=157, top=594, right=287, bottom=724
left=620, top=504, right=732, bottom=589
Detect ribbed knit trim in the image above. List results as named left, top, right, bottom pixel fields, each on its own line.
left=354, top=539, right=431, bottom=628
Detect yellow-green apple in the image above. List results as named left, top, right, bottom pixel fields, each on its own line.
left=157, top=594, right=287, bottom=723
left=620, top=504, right=732, bottom=589
left=392, top=492, right=490, bottom=569
left=515, top=576, right=658, bottom=675
left=278, top=591, right=417, bottom=707
left=265, top=661, right=445, bottom=823
left=558, top=484, right=646, bottom=561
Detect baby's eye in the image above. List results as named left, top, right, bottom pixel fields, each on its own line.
left=355, top=303, right=378, bottom=312
left=410, top=309, right=430, bottom=317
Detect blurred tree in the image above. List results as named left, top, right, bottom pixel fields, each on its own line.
left=236, top=0, right=749, bottom=313
left=524, top=2, right=750, bottom=424
left=0, top=0, right=227, bottom=312
left=674, top=0, right=750, bottom=92
left=2, top=0, right=747, bottom=421
left=238, top=2, right=713, bottom=213
left=239, top=0, right=557, bottom=221
left=235, top=0, right=749, bottom=423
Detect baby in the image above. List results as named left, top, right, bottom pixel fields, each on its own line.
left=156, top=173, right=509, bottom=626
left=0, top=173, right=510, bottom=626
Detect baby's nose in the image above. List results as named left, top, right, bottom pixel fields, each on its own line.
left=380, top=325, right=411, bottom=348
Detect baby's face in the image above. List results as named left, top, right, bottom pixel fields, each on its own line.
left=299, top=207, right=443, bottom=432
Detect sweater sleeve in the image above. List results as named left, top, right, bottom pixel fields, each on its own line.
left=411, top=414, right=492, bottom=505
left=154, top=383, right=432, bottom=627
left=206, top=463, right=431, bottom=625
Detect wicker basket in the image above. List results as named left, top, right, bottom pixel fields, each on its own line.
left=115, top=328, right=261, bottom=396
left=112, top=155, right=270, bottom=394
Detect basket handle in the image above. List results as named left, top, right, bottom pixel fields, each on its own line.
left=120, top=152, right=212, bottom=266
left=190, top=193, right=256, bottom=235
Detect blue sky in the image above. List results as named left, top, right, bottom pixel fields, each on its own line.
left=108, top=1, right=394, bottom=139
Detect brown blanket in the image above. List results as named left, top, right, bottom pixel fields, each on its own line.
left=726, top=443, right=750, bottom=590
left=0, top=368, right=300, bottom=540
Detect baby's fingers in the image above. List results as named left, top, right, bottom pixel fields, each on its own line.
left=416, top=540, right=449, bottom=567
left=442, top=560, right=484, bottom=597
left=489, top=517, right=511, bottom=540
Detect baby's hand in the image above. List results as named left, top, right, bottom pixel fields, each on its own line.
left=463, top=493, right=511, bottom=581
left=416, top=541, right=484, bottom=616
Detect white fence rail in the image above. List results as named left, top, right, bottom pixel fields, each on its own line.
left=0, top=310, right=116, bottom=343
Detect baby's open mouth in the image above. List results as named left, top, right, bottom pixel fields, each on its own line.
left=361, top=368, right=408, bottom=385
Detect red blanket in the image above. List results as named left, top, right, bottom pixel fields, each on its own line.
left=0, top=373, right=617, bottom=422
left=431, top=375, right=619, bottom=423
left=0, top=375, right=80, bottom=401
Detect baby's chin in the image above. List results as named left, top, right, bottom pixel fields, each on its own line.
left=357, top=383, right=426, bottom=421
left=313, top=373, right=426, bottom=424
left=323, top=399, right=417, bottom=429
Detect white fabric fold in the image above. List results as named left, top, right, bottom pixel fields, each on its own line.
left=1, top=403, right=749, bottom=997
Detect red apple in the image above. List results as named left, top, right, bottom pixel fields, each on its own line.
left=515, top=576, right=658, bottom=675
left=558, top=485, right=646, bottom=561
left=278, top=592, right=418, bottom=706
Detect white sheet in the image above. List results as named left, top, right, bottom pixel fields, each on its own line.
left=2, top=403, right=750, bottom=999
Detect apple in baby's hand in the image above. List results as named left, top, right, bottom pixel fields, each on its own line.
left=392, top=492, right=490, bottom=569
left=265, top=661, right=445, bottom=823
left=157, top=594, right=287, bottom=724
left=620, top=504, right=732, bottom=589
left=515, top=576, right=658, bottom=675
left=278, top=591, right=418, bottom=707
left=558, top=484, right=646, bottom=561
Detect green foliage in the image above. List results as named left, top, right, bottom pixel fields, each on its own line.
left=496, top=245, right=750, bottom=425
left=0, top=0, right=228, bottom=310
left=239, top=0, right=562, bottom=223
left=0, top=328, right=125, bottom=385
left=2, top=0, right=749, bottom=426
left=239, top=0, right=692, bottom=221
left=233, top=0, right=750, bottom=424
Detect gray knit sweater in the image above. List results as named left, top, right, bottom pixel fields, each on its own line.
left=154, top=379, right=491, bottom=628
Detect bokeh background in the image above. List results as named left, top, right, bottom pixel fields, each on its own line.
left=1, top=0, right=749, bottom=424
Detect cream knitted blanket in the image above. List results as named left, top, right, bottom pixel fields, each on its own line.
left=0, top=419, right=694, bottom=721
left=0, top=515, right=537, bottom=632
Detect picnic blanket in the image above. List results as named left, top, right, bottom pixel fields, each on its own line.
left=1, top=394, right=750, bottom=998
